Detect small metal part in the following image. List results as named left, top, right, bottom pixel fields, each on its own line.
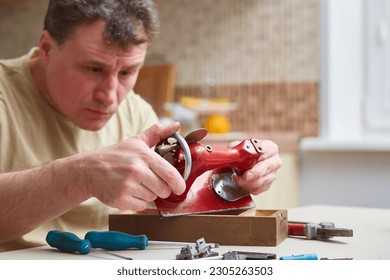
left=222, top=251, right=276, bottom=260
left=104, top=251, right=133, bottom=260
left=175, top=238, right=219, bottom=260
left=185, top=128, right=208, bottom=143
left=171, top=132, right=192, bottom=181
left=163, top=153, right=174, bottom=165
left=288, top=221, right=354, bottom=240
left=320, top=257, right=353, bottom=260
left=155, top=143, right=178, bottom=157
left=315, top=222, right=353, bottom=239
left=148, top=240, right=200, bottom=246
left=156, top=132, right=192, bottom=182
left=211, top=169, right=250, bottom=202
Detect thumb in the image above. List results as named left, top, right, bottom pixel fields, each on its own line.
left=135, top=122, right=181, bottom=147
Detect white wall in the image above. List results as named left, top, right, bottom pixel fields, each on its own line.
left=319, top=0, right=364, bottom=140
left=299, top=142, right=390, bottom=209
left=300, top=0, right=390, bottom=209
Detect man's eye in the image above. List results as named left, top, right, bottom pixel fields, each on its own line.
left=120, top=71, right=132, bottom=76
left=89, top=67, right=102, bottom=73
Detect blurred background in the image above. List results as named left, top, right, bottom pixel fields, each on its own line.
left=1, top=0, right=389, bottom=209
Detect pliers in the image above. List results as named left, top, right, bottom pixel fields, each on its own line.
left=288, top=222, right=353, bottom=240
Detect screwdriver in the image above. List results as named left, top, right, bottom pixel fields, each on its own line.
left=85, top=231, right=148, bottom=250
left=46, top=230, right=91, bottom=255
left=46, top=230, right=132, bottom=259
left=46, top=230, right=203, bottom=254
left=85, top=231, right=207, bottom=249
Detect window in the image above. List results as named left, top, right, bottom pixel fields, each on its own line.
left=320, top=0, right=390, bottom=140
left=364, top=0, right=390, bottom=133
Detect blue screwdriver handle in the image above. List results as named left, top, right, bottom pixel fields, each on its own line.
left=279, top=253, right=318, bottom=260
left=46, top=230, right=91, bottom=255
left=85, top=231, right=148, bottom=250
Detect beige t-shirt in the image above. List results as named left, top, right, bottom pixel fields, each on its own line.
left=0, top=48, right=159, bottom=251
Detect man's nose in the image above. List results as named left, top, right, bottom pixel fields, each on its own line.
left=94, top=75, right=118, bottom=105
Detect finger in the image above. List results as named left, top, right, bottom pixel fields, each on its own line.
left=130, top=182, right=159, bottom=202
left=234, top=172, right=276, bottom=195
left=233, top=155, right=282, bottom=194
left=135, top=122, right=181, bottom=148
left=246, top=154, right=282, bottom=180
left=103, top=178, right=158, bottom=209
left=125, top=144, right=186, bottom=196
left=137, top=168, right=172, bottom=199
left=257, top=140, right=279, bottom=160
left=148, top=153, right=186, bottom=195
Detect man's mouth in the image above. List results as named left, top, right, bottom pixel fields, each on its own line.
left=86, top=108, right=113, bottom=118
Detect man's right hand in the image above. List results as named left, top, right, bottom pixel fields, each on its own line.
left=69, top=122, right=186, bottom=211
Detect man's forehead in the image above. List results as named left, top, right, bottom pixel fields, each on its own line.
left=62, top=21, right=148, bottom=57
left=66, top=20, right=148, bottom=47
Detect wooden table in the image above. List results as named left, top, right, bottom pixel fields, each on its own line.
left=1, top=205, right=389, bottom=260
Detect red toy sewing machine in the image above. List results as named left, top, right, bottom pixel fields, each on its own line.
left=154, top=129, right=264, bottom=217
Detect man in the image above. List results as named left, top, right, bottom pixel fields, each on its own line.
left=0, top=0, right=282, bottom=252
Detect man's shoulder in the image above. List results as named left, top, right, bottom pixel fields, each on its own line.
left=0, top=49, right=36, bottom=90
left=0, top=49, right=34, bottom=72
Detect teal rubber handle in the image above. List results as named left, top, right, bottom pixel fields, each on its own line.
left=279, top=253, right=318, bottom=260
left=46, top=230, right=91, bottom=255
left=85, top=231, right=148, bottom=250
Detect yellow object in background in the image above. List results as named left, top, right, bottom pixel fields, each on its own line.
left=205, top=114, right=231, bottom=133
left=180, top=96, right=230, bottom=108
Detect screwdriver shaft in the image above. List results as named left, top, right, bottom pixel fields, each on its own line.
left=148, top=240, right=197, bottom=246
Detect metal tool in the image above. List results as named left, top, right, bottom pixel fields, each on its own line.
left=288, top=222, right=353, bottom=240
left=320, top=256, right=353, bottom=260
left=154, top=128, right=264, bottom=217
left=46, top=230, right=198, bottom=258
left=175, top=237, right=219, bottom=260
left=85, top=230, right=197, bottom=248
left=223, top=251, right=276, bottom=260
left=205, top=250, right=277, bottom=260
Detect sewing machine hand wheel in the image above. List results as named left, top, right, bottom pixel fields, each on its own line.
left=155, top=131, right=192, bottom=181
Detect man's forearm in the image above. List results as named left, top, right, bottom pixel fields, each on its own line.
left=0, top=158, right=89, bottom=242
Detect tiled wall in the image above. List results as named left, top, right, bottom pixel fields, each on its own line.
left=0, top=0, right=48, bottom=59
left=0, top=0, right=320, bottom=137
left=150, top=0, right=320, bottom=137
left=175, top=82, right=318, bottom=137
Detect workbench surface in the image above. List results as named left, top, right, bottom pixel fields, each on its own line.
left=1, top=205, right=389, bottom=260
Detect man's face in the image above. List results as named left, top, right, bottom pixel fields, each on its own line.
left=39, top=20, right=148, bottom=131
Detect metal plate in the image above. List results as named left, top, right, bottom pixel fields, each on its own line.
left=185, top=128, right=208, bottom=143
left=211, top=169, right=250, bottom=202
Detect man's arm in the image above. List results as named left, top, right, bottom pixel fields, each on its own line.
left=0, top=122, right=186, bottom=242
left=0, top=160, right=86, bottom=242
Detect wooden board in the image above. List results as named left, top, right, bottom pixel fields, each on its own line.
left=109, top=208, right=288, bottom=247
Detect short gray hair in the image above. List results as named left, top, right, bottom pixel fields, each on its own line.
left=44, top=0, right=160, bottom=48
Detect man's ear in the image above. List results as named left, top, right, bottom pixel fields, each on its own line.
left=38, top=30, right=54, bottom=61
